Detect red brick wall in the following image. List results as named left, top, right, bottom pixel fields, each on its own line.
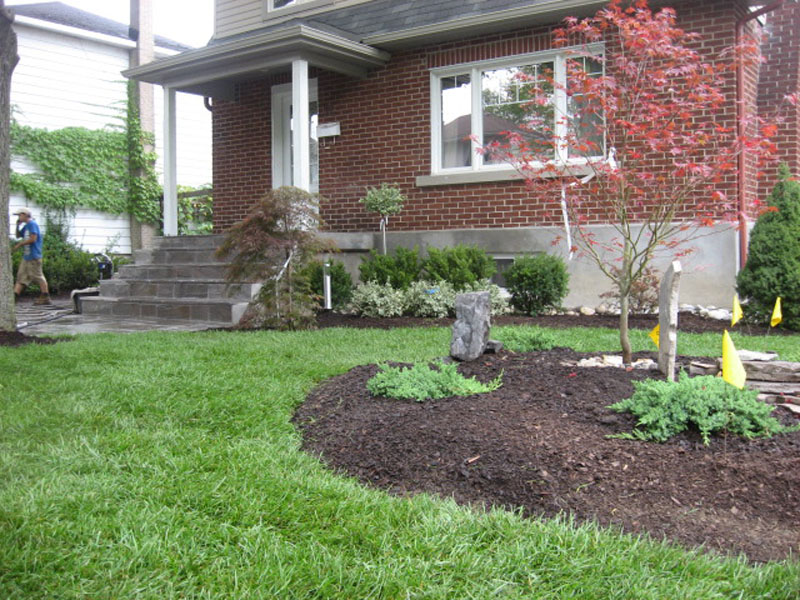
left=211, top=0, right=757, bottom=234
left=758, top=1, right=800, bottom=200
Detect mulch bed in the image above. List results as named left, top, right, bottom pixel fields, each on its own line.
left=294, top=346, right=800, bottom=563
left=0, top=330, right=60, bottom=347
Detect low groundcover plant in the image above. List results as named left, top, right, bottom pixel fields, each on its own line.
left=367, top=360, right=503, bottom=402
left=608, top=371, right=799, bottom=445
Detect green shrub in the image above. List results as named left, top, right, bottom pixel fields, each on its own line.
left=496, top=326, right=557, bottom=352
left=11, top=221, right=98, bottom=294
left=608, top=372, right=798, bottom=445
left=402, top=280, right=457, bottom=318
left=736, top=165, right=800, bottom=330
left=505, top=254, right=569, bottom=316
left=423, top=244, right=496, bottom=290
left=367, top=360, right=503, bottom=402
left=359, top=247, right=422, bottom=290
left=301, top=259, right=353, bottom=310
left=350, top=282, right=406, bottom=317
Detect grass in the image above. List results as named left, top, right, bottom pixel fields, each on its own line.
left=1, top=324, right=798, bottom=599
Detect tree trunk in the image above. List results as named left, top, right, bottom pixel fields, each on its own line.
left=0, top=0, right=19, bottom=332
left=619, top=292, right=632, bottom=365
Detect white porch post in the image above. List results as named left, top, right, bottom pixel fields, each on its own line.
left=292, top=59, right=311, bottom=192
left=163, top=85, right=178, bottom=236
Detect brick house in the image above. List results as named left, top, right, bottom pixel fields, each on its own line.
left=124, top=0, right=800, bottom=307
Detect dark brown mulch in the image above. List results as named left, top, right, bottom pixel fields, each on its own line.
left=294, top=348, right=800, bottom=563
left=0, top=330, right=60, bottom=347
left=315, top=310, right=793, bottom=336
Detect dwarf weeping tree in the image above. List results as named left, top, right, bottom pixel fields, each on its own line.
left=484, top=0, right=777, bottom=363
left=0, top=0, right=18, bottom=331
left=360, top=183, right=405, bottom=255
left=216, top=186, right=334, bottom=330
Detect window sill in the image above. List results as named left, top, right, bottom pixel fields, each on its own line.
left=416, top=164, right=594, bottom=187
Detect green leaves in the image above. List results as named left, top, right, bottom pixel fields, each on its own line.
left=367, top=360, right=503, bottom=402
left=608, top=372, right=797, bottom=445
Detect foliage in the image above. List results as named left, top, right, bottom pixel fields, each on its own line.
left=402, top=280, right=458, bottom=318
left=216, top=187, right=333, bottom=330
left=361, top=183, right=406, bottom=219
left=301, top=259, right=353, bottom=310
left=422, top=244, right=496, bottom=290
left=359, top=247, right=422, bottom=290
left=495, top=326, right=557, bottom=352
left=350, top=281, right=406, bottom=317
left=367, top=360, right=503, bottom=402
left=11, top=217, right=98, bottom=294
left=504, top=254, right=569, bottom=315
left=608, top=372, right=797, bottom=445
left=9, top=82, right=161, bottom=223
left=484, top=0, right=780, bottom=362
left=177, top=185, right=213, bottom=235
left=351, top=279, right=510, bottom=318
left=600, top=265, right=660, bottom=313
left=736, top=165, right=800, bottom=330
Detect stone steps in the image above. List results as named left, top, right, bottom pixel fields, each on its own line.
left=80, top=235, right=254, bottom=326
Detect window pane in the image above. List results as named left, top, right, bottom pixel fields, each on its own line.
left=568, top=56, right=604, bottom=157
left=482, top=63, right=554, bottom=163
left=273, top=0, right=295, bottom=8
left=440, top=74, right=472, bottom=168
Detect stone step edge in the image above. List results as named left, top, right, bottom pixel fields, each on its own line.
left=80, top=296, right=251, bottom=307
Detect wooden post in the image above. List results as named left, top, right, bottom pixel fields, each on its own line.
left=0, top=0, right=19, bottom=331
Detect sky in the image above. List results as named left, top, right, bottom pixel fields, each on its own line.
left=7, top=0, right=215, bottom=47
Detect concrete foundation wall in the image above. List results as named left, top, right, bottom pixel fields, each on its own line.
left=323, top=223, right=740, bottom=309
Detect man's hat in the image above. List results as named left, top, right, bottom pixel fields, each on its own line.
left=13, top=207, right=33, bottom=216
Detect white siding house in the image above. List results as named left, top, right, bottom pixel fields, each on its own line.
left=8, top=3, right=212, bottom=254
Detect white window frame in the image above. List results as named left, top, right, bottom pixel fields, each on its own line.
left=428, top=44, right=604, bottom=178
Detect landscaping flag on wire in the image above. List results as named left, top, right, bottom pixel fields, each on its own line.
left=722, top=330, right=746, bottom=389
left=648, top=324, right=660, bottom=349
left=732, top=295, right=743, bottom=327
left=771, top=297, right=782, bottom=327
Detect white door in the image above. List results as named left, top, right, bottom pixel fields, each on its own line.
left=271, top=81, right=319, bottom=193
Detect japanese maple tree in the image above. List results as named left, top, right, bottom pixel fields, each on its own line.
left=483, top=0, right=780, bottom=363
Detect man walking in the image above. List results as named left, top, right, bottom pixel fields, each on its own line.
left=12, top=207, right=50, bottom=305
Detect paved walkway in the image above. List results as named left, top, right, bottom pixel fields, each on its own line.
left=16, top=300, right=217, bottom=335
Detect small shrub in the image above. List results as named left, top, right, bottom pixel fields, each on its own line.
left=600, top=265, right=660, bottom=313
left=608, top=372, right=798, bottom=445
left=496, top=326, right=557, bottom=352
left=367, top=361, right=503, bottom=402
left=350, top=281, right=406, bottom=317
left=402, top=280, right=457, bottom=318
left=505, top=254, right=569, bottom=316
left=423, top=244, right=496, bottom=289
left=736, top=165, right=800, bottom=330
left=301, top=259, right=353, bottom=310
left=359, top=247, right=422, bottom=289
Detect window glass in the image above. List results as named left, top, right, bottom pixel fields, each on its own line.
left=272, top=0, right=295, bottom=8
left=481, top=62, right=554, bottom=163
left=440, top=74, right=472, bottom=168
left=567, top=56, right=604, bottom=156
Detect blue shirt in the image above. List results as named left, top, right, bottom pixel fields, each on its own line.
left=21, top=219, right=43, bottom=260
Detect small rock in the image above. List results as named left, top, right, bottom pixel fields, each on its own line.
left=484, top=339, right=504, bottom=354
left=705, top=308, right=730, bottom=320
left=580, top=306, right=596, bottom=316
left=595, top=303, right=609, bottom=315
left=601, top=355, right=623, bottom=367
left=565, top=310, right=578, bottom=316
left=738, top=350, right=778, bottom=362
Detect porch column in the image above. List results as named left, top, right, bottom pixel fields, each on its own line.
left=163, top=85, right=178, bottom=236
left=292, top=59, right=311, bottom=192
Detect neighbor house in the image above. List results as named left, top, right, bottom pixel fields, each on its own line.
left=7, top=2, right=212, bottom=254
left=123, top=0, right=800, bottom=307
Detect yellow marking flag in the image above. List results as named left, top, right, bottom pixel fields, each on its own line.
left=731, top=295, right=743, bottom=327
left=771, top=297, right=782, bottom=327
left=648, top=324, right=660, bottom=349
left=722, top=330, right=746, bottom=389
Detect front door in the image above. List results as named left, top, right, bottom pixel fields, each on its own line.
left=271, top=81, right=319, bottom=193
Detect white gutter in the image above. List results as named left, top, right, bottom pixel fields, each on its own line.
left=13, top=14, right=183, bottom=57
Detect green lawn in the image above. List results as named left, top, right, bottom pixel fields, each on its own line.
left=1, top=325, right=798, bottom=599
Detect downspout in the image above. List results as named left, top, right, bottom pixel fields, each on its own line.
left=735, top=0, right=784, bottom=269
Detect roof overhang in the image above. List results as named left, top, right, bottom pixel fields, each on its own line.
left=123, top=25, right=390, bottom=99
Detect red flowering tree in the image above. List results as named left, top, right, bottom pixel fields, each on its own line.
left=483, top=0, right=780, bottom=363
